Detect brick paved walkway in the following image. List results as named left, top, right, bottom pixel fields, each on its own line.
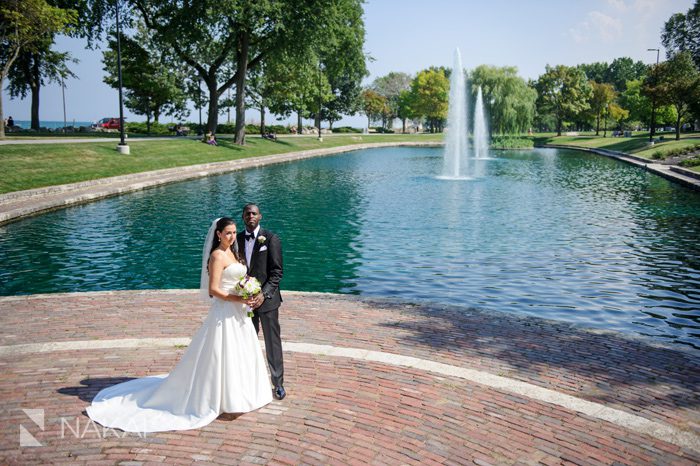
left=1, top=291, right=698, bottom=465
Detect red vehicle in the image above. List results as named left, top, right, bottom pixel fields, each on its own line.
left=93, top=117, right=123, bottom=130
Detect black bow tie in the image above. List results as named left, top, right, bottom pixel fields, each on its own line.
left=245, top=233, right=255, bottom=241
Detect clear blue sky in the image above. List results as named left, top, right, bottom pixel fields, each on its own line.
left=2, top=0, right=694, bottom=127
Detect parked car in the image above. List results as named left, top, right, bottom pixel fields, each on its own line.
left=92, top=117, right=123, bottom=130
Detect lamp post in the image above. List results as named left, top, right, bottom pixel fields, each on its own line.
left=115, top=0, right=129, bottom=154
left=317, top=61, right=323, bottom=141
left=647, top=48, right=660, bottom=143
left=61, top=75, right=67, bottom=134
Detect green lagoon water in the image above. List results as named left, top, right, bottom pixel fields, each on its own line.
left=1, top=147, right=699, bottom=349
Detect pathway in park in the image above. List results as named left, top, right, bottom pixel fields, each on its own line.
left=0, top=291, right=698, bottom=464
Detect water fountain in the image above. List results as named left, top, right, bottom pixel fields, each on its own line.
left=441, top=49, right=469, bottom=179
left=474, top=86, right=490, bottom=159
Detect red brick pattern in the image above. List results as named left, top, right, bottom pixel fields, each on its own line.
left=1, top=290, right=698, bottom=464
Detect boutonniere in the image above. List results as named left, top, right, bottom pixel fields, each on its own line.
left=257, top=235, right=267, bottom=244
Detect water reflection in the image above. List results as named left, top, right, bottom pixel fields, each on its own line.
left=1, top=147, right=699, bottom=350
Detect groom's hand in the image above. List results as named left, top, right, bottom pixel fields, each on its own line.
left=251, top=293, right=265, bottom=309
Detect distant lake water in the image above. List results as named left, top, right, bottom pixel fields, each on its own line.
left=11, top=120, right=94, bottom=129
left=1, top=147, right=699, bottom=350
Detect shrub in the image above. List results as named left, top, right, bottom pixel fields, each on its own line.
left=266, top=124, right=291, bottom=134
left=371, top=127, right=394, bottom=133
left=332, top=126, right=363, bottom=133
left=651, top=150, right=665, bottom=160
left=125, top=122, right=172, bottom=135
left=490, top=135, right=534, bottom=149
left=679, top=157, right=700, bottom=167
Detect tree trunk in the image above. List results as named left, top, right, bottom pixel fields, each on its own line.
left=205, top=80, right=219, bottom=139
left=297, top=111, right=302, bottom=134
left=556, top=117, right=562, bottom=136
left=0, top=77, right=5, bottom=138
left=367, top=115, right=370, bottom=130
left=595, top=113, right=600, bottom=136
left=603, top=113, right=607, bottom=138
left=146, top=114, right=151, bottom=133
left=260, top=106, right=265, bottom=135
left=234, top=31, right=250, bottom=145
left=676, top=112, right=681, bottom=140
left=402, top=118, right=406, bottom=133
left=30, top=56, right=40, bottom=130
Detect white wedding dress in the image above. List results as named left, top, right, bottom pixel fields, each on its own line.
left=87, top=262, right=273, bottom=432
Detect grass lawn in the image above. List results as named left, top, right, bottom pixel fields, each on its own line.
left=534, top=131, right=700, bottom=163
left=0, top=133, right=442, bottom=194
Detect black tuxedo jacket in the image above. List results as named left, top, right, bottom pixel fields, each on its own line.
left=236, top=228, right=283, bottom=312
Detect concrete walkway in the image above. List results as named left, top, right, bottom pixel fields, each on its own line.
left=0, top=290, right=698, bottom=464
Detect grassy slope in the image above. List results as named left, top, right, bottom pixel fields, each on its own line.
left=533, top=132, right=700, bottom=171
left=0, top=134, right=442, bottom=194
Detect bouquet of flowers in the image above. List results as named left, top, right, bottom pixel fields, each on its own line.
left=234, top=275, right=261, bottom=317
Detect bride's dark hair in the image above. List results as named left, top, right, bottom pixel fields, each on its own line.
left=209, top=217, right=243, bottom=263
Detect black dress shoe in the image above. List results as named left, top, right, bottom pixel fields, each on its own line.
left=274, top=386, right=286, bottom=400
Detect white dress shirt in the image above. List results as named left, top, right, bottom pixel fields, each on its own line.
left=244, top=225, right=260, bottom=267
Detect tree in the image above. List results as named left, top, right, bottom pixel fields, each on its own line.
left=470, top=65, right=536, bottom=135
left=76, top=0, right=366, bottom=144
left=361, top=89, right=387, bottom=129
left=620, top=79, right=651, bottom=129
left=589, top=82, right=616, bottom=135
left=371, top=72, right=412, bottom=129
left=0, top=0, right=75, bottom=137
left=262, top=52, right=331, bottom=135
left=312, top=1, right=367, bottom=131
left=662, top=1, right=700, bottom=69
left=535, top=65, right=592, bottom=136
left=577, top=61, right=609, bottom=83
left=608, top=103, right=629, bottom=133
left=607, top=57, right=647, bottom=92
left=644, top=52, right=700, bottom=139
left=409, top=68, right=449, bottom=133
left=396, top=89, right=417, bottom=133
left=6, top=41, right=76, bottom=130
left=102, top=26, right=188, bottom=132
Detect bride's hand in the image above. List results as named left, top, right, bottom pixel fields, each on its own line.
left=227, top=294, right=244, bottom=303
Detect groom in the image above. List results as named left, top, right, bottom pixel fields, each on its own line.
left=237, top=203, right=285, bottom=400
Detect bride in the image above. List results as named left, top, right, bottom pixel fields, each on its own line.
left=87, top=217, right=273, bottom=432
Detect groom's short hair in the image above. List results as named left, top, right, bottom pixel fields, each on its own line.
left=242, top=203, right=259, bottom=213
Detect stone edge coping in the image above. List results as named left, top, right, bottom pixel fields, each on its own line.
left=542, top=143, right=700, bottom=191
left=0, top=142, right=441, bottom=225
left=2, top=289, right=697, bottom=358
left=0, top=290, right=698, bottom=454
left=4, top=141, right=696, bottom=225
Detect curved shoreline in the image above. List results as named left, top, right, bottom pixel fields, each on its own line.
left=2, top=141, right=698, bottom=225
left=541, top=143, right=700, bottom=191
left=0, top=141, right=440, bottom=225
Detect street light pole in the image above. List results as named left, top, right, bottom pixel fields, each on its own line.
left=115, top=0, right=129, bottom=154
left=317, top=61, right=323, bottom=141
left=647, top=48, right=660, bottom=143
left=61, top=75, right=67, bottom=134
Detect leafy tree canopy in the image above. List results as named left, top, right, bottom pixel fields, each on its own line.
left=662, top=0, right=700, bottom=69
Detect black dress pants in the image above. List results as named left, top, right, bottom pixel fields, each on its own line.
left=252, top=307, right=284, bottom=387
